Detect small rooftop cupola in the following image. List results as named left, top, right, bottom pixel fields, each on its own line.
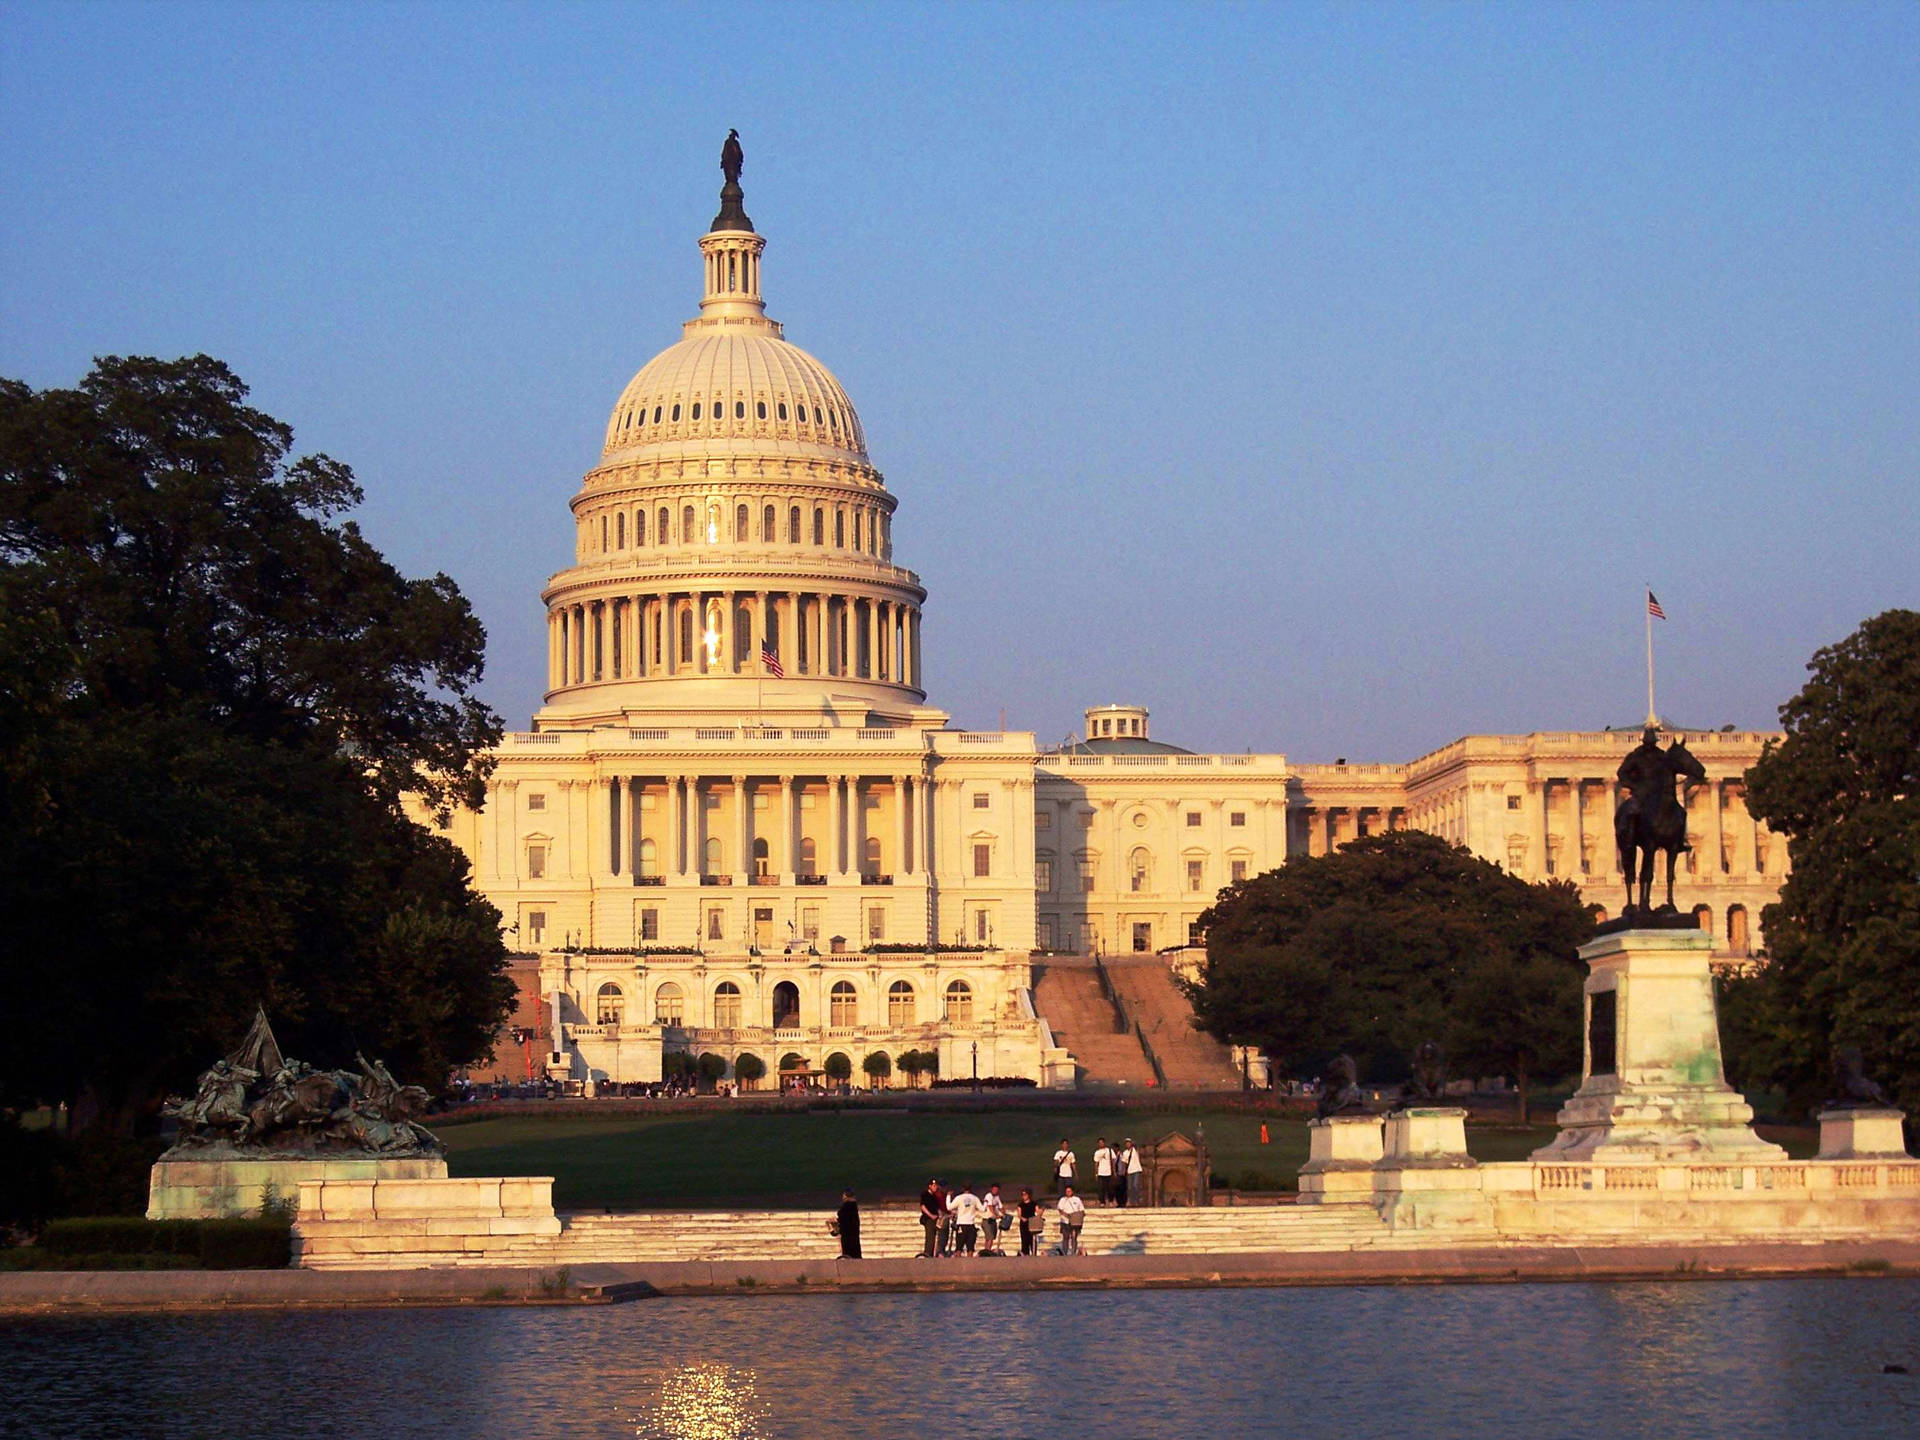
left=1085, top=703, right=1150, bottom=742
left=697, top=129, right=772, bottom=330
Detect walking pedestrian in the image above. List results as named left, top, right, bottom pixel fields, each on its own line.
left=834, top=1188, right=862, bottom=1259
left=1094, top=1137, right=1115, bottom=1205
left=948, top=1181, right=983, bottom=1256
left=918, top=1178, right=942, bottom=1258
left=1124, top=1138, right=1145, bottom=1206
left=1056, top=1184, right=1086, bottom=1256
left=1051, top=1138, right=1076, bottom=1196
left=981, top=1183, right=1007, bottom=1255
left=1016, top=1187, right=1040, bottom=1256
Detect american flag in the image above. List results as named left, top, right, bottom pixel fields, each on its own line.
left=761, top=641, right=784, bottom=678
left=1647, top=590, right=1666, bottom=621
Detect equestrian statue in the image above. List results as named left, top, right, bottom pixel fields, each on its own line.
left=1613, top=726, right=1707, bottom=916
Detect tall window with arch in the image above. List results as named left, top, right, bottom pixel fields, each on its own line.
left=798, top=836, right=818, bottom=878
left=863, top=835, right=882, bottom=876
left=789, top=505, right=801, bottom=543
left=1130, top=847, right=1152, bottom=893
left=753, top=837, right=770, bottom=879
left=637, top=837, right=658, bottom=878
left=681, top=505, right=696, bottom=545
left=704, top=835, right=723, bottom=875
left=679, top=606, right=695, bottom=666
left=596, top=983, right=625, bottom=1026
left=707, top=504, right=720, bottom=545
left=736, top=503, right=749, bottom=541
left=887, top=980, right=916, bottom=1026
left=713, top=981, right=742, bottom=1029
left=653, top=983, right=685, bottom=1026
left=944, top=980, right=973, bottom=1024
left=658, top=507, right=670, bottom=546
left=830, top=980, right=858, bottom=1027
left=762, top=504, right=776, bottom=542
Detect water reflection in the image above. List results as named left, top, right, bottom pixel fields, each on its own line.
left=1, top=1280, right=1915, bottom=1439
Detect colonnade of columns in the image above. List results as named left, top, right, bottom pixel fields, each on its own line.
left=546, top=590, right=922, bottom=691
left=1295, top=805, right=1409, bottom=858
left=587, top=773, right=929, bottom=883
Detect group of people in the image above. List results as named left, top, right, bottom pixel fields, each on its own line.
left=1050, top=1136, right=1145, bottom=1207
left=911, top=1178, right=1090, bottom=1258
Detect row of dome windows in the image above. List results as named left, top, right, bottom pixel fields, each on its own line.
left=595, top=978, right=974, bottom=1027
left=614, top=395, right=854, bottom=441
left=588, top=500, right=891, bottom=558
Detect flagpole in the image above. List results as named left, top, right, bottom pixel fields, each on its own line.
left=1645, top=586, right=1657, bottom=728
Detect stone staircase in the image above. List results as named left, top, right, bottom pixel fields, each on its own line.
left=1103, top=958, right=1242, bottom=1089
left=1030, top=961, right=1157, bottom=1087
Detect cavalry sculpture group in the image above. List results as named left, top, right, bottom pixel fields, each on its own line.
left=1612, top=725, right=1707, bottom=917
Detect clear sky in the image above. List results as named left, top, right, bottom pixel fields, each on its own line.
left=4, top=1, right=1915, bottom=761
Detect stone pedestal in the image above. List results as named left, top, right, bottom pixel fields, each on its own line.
left=1297, top=1115, right=1383, bottom=1204
left=1817, top=1108, right=1910, bottom=1160
left=1383, top=1107, right=1474, bottom=1167
left=1375, top=1107, right=1490, bottom=1229
left=147, top=1154, right=449, bottom=1220
left=1535, top=928, right=1785, bottom=1164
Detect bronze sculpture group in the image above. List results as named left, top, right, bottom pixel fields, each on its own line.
left=164, top=1009, right=441, bottom=1158
left=1613, top=726, right=1707, bottom=917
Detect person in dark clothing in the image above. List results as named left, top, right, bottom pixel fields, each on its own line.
left=1016, top=1187, right=1041, bottom=1256
left=835, top=1188, right=862, bottom=1259
left=919, top=1179, right=943, bottom=1258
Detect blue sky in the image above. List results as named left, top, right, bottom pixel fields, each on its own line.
left=4, top=1, right=1915, bottom=759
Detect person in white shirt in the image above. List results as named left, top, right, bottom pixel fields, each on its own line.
left=1117, top=1138, right=1144, bottom=1208
left=1093, top=1138, right=1116, bottom=1206
left=1051, top=1139, right=1076, bottom=1196
left=947, top=1181, right=985, bottom=1256
left=1056, top=1185, right=1087, bottom=1256
left=980, top=1183, right=1007, bottom=1256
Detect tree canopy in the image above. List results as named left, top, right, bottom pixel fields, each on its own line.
left=1722, top=610, right=1920, bottom=1117
left=1188, top=830, right=1594, bottom=1105
left=0, top=356, right=512, bottom=1126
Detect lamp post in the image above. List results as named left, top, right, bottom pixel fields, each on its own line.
left=971, top=1041, right=979, bottom=1093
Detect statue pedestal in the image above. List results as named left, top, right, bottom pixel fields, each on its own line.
left=147, top=1154, right=448, bottom=1220
left=1534, top=929, right=1784, bottom=1164
left=1383, top=1107, right=1474, bottom=1167
left=1817, top=1108, right=1910, bottom=1160
left=1373, top=1108, right=1489, bottom=1229
left=1298, top=1115, right=1383, bottom=1204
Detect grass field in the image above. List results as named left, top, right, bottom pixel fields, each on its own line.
left=440, top=1109, right=1575, bottom=1210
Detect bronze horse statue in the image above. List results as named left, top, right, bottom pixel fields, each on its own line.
left=1614, top=728, right=1706, bottom=914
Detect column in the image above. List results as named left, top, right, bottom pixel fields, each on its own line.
left=721, top=591, right=736, bottom=674
left=627, top=776, right=643, bottom=880
left=1570, top=780, right=1584, bottom=876
left=671, top=776, right=687, bottom=875
left=831, top=776, right=847, bottom=874
left=1528, top=782, right=1547, bottom=877
left=608, top=777, right=623, bottom=876
left=1712, top=778, right=1726, bottom=878
left=779, top=774, right=796, bottom=879
left=734, top=775, right=749, bottom=880
left=893, top=776, right=909, bottom=877
left=866, top=600, right=880, bottom=680
left=910, top=609, right=922, bottom=689
left=755, top=590, right=770, bottom=673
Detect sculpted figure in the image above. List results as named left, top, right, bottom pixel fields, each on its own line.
left=1401, top=1040, right=1447, bottom=1106
left=1614, top=728, right=1706, bottom=914
left=721, top=128, right=744, bottom=188
left=1828, top=1046, right=1891, bottom=1110
left=1317, top=1054, right=1368, bottom=1119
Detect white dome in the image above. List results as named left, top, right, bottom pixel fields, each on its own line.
left=600, top=329, right=868, bottom=465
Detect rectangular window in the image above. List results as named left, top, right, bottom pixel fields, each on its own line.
left=527, top=793, right=547, bottom=812
left=975, top=909, right=991, bottom=943
left=1035, top=859, right=1052, bottom=892
left=1231, top=859, right=1248, bottom=883
left=1035, top=811, right=1053, bottom=830
left=1188, top=921, right=1204, bottom=946
left=1229, top=812, right=1245, bottom=828
left=1132, top=921, right=1152, bottom=952
left=1507, top=795, right=1522, bottom=810
left=1037, top=916, right=1055, bottom=950
left=526, top=845, right=547, bottom=880
left=973, top=792, right=990, bottom=809
left=526, top=910, right=547, bottom=946
left=1185, top=812, right=1201, bottom=827
left=1187, top=859, right=1204, bottom=892
left=973, top=843, right=991, bottom=878
left=1078, top=861, right=1095, bottom=893
left=640, top=908, right=659, bottom=942
left=868, top=907, right=886, bottom=942
left=803, top=906, right=820, bottom=942
left=707, top=909, right=725, bottom=941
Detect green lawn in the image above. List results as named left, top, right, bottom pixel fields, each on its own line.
left=441, top=1109, right=1572, bottom=1210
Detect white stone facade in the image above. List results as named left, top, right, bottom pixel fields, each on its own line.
left=421, top=160, right=1788, bottom=1086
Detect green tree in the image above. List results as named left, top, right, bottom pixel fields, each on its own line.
left=862, top=1050, right=893, bottom=1087
left=1188, top=831, right=1593, bottom=1086
left=696, top=1052, right=729, bottom=1090
left=0, top=356, right=511, bottom=1127
left=1736, top=609, right=1920, bottom=1116
left=824, top=1052, right=853, bottom=1084
left=896, top=1051, right=924, bottom=1089
left=732, top=1053, right=766, bottom=1090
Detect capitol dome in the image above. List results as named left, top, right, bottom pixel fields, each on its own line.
left=536, top=143, right=927, bottom=729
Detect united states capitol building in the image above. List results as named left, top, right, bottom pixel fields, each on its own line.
left=423, top=153, right=1787, bottom=1089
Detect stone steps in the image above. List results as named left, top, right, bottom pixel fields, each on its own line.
left=1031, top=964, right=1157, bottom=1086
left=1104, top=960, right=1242, bottom=1089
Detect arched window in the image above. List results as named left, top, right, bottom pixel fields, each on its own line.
left=671, top=403, right=681, bottom=422
left=706, top=505, right=720, bottom=545
left=888, top=980, right=916, bottom=1026
left=772, top=981, right=800, bottom=1029
left=704, top=836, right=723, bottom=875
left=798, top=836, right=818, bottom=877
left=1693, top=904, right=1713, bottom=933
left=756, top=400, right=767, bottom=420
left=654, top=982, right=684, bottom=1026
left=713, top=982, right=742, bottom=1029
left=635, top=510, right=646, bottom=546
left=596, top=983, right=625, bottom=1025
left=778, top=401, right=789, bottom=421
left=658, top=507, right=670, bottom=545
left=1728, top=905, right=1750, bottom=955
left=681, top=505, right=696, bottom=544
left=637, top=837, right=658, bottom=877
left=600, top=516, right=607, bottom=551
left=813, top=406, right=823, bottom=425
left=615, top=513, right=625, bottom=548
left=678, top=606, right=694, bottom=665
left=753, top=837, right=770, bottom=878
left=863, top=835, right=882, bottom=874
left=762, top=505, right=776, bottom=542
left=789, top=506, right=801, bottom=543
left=944, top=980, right=973, bottom=1023
left=1130, top=847, right=1152, bottom=893
left=691, top=402, right=701, bottom=420
left=812, top=508, right=825, bottom=546
left=652, top=406, right=662, bottom=424
left=736, top=504, right=749, bottom=541
left=835, top=510, right=845, bottom=547
left=734, top=400, right=745, bottom=419
left=830, top=980, right=858, bottom=1027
